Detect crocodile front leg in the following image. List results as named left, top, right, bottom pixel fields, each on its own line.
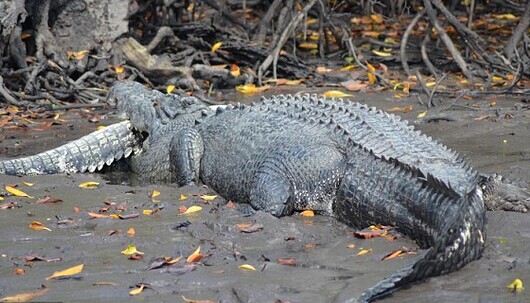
left=169, top=127, right=204, bottom=185
left=480, top=174, right=530, bottom=212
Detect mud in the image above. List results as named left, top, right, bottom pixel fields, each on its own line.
left=0, top=90, right=529, bottom=303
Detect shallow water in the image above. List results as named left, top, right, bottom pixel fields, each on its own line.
left=0, top=90, right=529, bottom=302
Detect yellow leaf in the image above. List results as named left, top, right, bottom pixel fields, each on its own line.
left=143, top=209, right=153, bottom=215
left=362, top=31, right=380, bottom=38
left=150, top=190, right=160, bottom=198
left=339, top=65, right=356, bottom=71
left=357, top=248, right=372, bottom=255
left=121, top=244, right=144, bottom=255
left=299, top=42, right=318, bottom=50
left=370, top=14, right=383, bottom=24
left=180, top=194, right=188, bottom=200
left=22, top=182, right=34, bottom=187
left=199, top=195, right=217, bottom=201
left=417, top=111, right=427, bottom=118
left=211, top=42, right=223, bottom=53
left=425, top=81, right=436, bottom=87
left=239, top=264, right=256, bottom=271
left=129, top=285, right=145, bottom=296
left=45, top=264, right=84, bottom=280
left=495, top=14, right=517, bottom=20
left=166, top=85, right=176, bottom=94
left=236, top=84, right=270, bottom=94
left=0, top=288, right=49, bottom=302
left=29, top=221, right=51, bottom=231
left=127, top=227, right=135, bottom=236
left=74, top=50, right=89, bottom=60
left=109, top=214, right=120, bottom=219
left=79, top=181, right=99, bottom=189
left=507, top=278, right=524, bottom=292
left=372, top=50, right=392, bottom=57
left=285, top=79, right=303, bottom=85
left=0, top=196, right=3, bottom=201
left=492, top=76, right=504, bottom=82
left=323, top=90, right=353, bottom=98
left=300, top=210, right=315, bottom=217
left=114, top=65, right=124, bottom=74
left=503, top=139, right=508, bottom=144
left=181, top=205, right=203, bottom=215
left=5, top=186, right=33, bottom=198
left=366, top=63, right=376, bottom=84
left=96, top=125, right=106, bottom=131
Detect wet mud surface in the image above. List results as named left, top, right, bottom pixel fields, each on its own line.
left=0, top=90, right=529, bottom=302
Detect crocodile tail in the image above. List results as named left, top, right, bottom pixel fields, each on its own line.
left=0, top=121, right=142, bottom=175
left=358, top=185, right=486, bottom=303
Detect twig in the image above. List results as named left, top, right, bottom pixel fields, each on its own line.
left=423, top=0, right=475, bottom=82
left=258, top=0, right=318, bottom=84
left=0, top=75, right=25, bottom=106
left=400, top=10, right=425, bottom=77
left=427, top=72, right=448, bottom=107
left=421, top=24, right=439, bottom=78
left=415, top=70, right=431, bottom=106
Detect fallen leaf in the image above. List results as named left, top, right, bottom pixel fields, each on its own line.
left=226, top=201, right=236, bottom=208
left=166, top=85, right=176, bottom=94
left=5, top=186, right=33, bottom=198
left=300, top=210, right=315, bottom=217
left=425, top=81, right=436, bottom=87
left=507, top=278, right=524, bottom=292
left=45, top=264, right=84, bottom=280
left=382, top=250, right=405, bottom=261
left=239, top=264, right=256, bottom=271
left=357, top=248, right=372, bottom=256
left=143, top=209, right=153, bottom=215
left=0, top=288, right=49, bottom=302
left=187, top=246, right=204, bottom=263
left=36, top=196, right=63, bottom=204
left=29, top=221, right=51, bottom=231
left=79, top=181, right=99, bottom=189
left=238, top=223, right=264, bottom=233
left=129, top=285, right=145, bottom=296
left=372, top=50, right=392, bottom=57
left=341, top=80, right=368, bottom=91
left=387, top=105, right=413, bottom=113
left=211, top=42, right=223, bottom=53
left=114, top=65, right=125, bottom=74
left=150, top=190, right=160, bottom=198
left=277, top=258, right=297, bottom=265
left=121, top=245, right=144, bottom=255
left=181, top=205, right=202, bottom=215
left=88, top=211, right=111, bottom=219
left=127, top=227, right=135, bottom=236
left=178, top=205, right=188, bottom=214
left=230, top=64, right=241, bottom=77
left=14, top=268, right=25, bottom=275
left=347, top=243, right=356, bottom=249
left=0, top=202, right=19, bottom=209
left=199, top=195, right=217, bottom=201
left=181, top=295, right=216, bottom=303
left=370, top=14, right=383, bottom=24
left=366, top=63, right=376, bottom=84
left=180, top=194, right=188, bottom=200
left=417, top=111, right=427, bottom=118
left=323, top=90, right=353, bottom=98
left=299, top=42, right=318, bottom=49
left=22, top=182, right=33, bottom=187
left=236, top=84, right=270, bottom=94
left=129, top=253, right=144, bottom=261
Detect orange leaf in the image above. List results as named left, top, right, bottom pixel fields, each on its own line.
left=29, top=221, right=51, bottom=231
left=187, top=246, right=204, bottom=263
left=277, top=258, right=297, bottom=265
left=382, top=250, right=404, bottom=261
left=88, top=211, right=111, bottom=219
left=387, top=105, right=413, bottom=113
left=300, top=210, right=314, bottom=217
left=45, top=264, right=84, bottom=280
left=366, top=63, right=376, bottom=84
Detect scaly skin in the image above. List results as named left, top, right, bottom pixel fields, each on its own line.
left=0, top=82, right=527, bottom=301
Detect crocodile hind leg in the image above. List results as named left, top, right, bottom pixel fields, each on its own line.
left=480, top=174, right=530, bottom=212
left=169, top=127, right=204, bottom=185
left=249, top=144, right=346, bottom=217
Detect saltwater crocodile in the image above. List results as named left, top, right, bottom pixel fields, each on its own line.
left=0, top=82, right=529, bottom=302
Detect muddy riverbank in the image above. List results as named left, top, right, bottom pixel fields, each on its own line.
left=1, top=90, right=529, bottom=302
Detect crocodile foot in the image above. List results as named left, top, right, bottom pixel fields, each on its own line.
left=480, top=174, right=530, bottom=213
